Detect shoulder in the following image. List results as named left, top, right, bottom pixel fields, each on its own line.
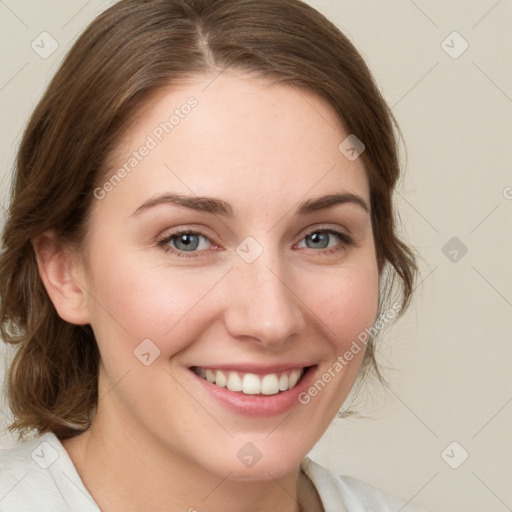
left=301, top=457, right=428, bottom=512
left=0, top=432, right=99, bottom=512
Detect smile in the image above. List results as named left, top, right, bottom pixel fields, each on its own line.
left=192, top=367, right=306, bottom=395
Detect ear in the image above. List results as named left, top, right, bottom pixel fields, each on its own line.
left=32, top=230, right=90, bottom=325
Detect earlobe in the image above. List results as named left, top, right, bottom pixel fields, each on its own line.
left=32, top=231, right=90, bottom=325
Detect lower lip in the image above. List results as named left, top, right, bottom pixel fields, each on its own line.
left=189, top=366, right=317, bottom=417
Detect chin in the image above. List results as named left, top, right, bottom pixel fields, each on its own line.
left=198, top=438, right=309, bottom=481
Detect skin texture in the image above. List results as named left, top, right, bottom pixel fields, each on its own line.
left=34, top=71, right=380, bottom=512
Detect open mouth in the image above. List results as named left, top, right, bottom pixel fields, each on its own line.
left=190, top=366, right=312, bottom=396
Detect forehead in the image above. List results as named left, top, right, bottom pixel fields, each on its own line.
left=97, top=71, right=369, bottom=218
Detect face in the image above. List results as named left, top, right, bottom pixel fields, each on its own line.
left=77, top=71, right=379, bottom=480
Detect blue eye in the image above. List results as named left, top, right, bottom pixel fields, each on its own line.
left=158, top=230, right=212, bottom=256
left=303, top=231, right=335, bottom=249
left=157, top=227, right=354, bottom=258
left=297, top=229, right=353, bottom=252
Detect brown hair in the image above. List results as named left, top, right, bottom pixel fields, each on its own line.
left=0, top=0, right=417, bottom=440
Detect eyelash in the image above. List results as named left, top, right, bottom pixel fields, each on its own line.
left=157, top=227, right=355, bottom=259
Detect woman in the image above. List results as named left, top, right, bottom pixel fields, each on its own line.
left=0, top=0, right=422, bottom=510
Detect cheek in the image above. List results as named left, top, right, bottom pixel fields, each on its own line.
left=85, top=235, right=379, bottom=363
left=85, top=247, right=227, bottom=356
left=309, top=263, right=380, bottom=351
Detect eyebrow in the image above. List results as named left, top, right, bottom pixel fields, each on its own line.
left=130, top=192, right=370, bottom=217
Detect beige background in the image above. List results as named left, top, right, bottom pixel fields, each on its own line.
left=1, top=1, right=511, bottom=510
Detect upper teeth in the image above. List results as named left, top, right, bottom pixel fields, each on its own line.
left=194, top=367, right=304, bottom=395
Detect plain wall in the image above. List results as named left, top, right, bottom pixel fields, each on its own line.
left=1, top=1, right=511, bottom=511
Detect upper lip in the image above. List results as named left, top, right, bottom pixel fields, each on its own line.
left=189, top=363, right=315, bottom=375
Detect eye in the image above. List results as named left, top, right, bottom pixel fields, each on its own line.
left=157, top=229, right=213, bottom=257
left=296, top=228, right=354, bottom=253
left=157, top=227, right=354, bottom=258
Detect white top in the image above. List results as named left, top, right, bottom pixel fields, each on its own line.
left=0, top=432, right=426, bottom=511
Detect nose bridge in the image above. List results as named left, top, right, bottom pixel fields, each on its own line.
left=223, top=245, right=305, bottom=346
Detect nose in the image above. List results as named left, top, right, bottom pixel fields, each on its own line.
left=222, top=253, right=306, bottom=348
